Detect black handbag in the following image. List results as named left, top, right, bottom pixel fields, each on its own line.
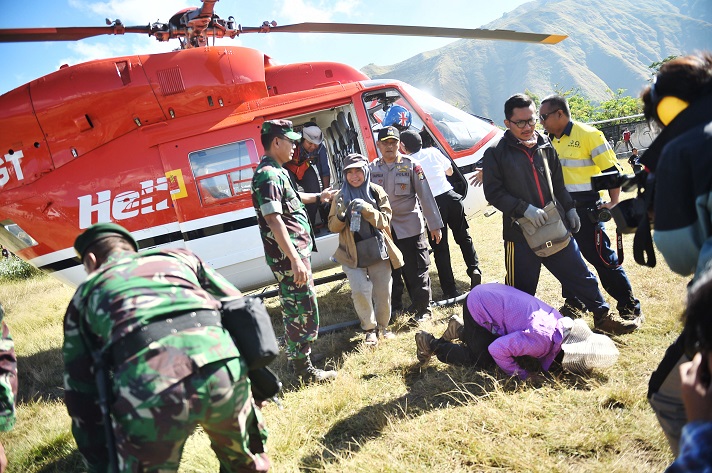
left=355, top=228, right=389, bottom=267
left=220, top=296, right=280, bottom=370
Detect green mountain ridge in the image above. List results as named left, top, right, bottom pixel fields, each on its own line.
left=361, top=0, right=712, bottom=123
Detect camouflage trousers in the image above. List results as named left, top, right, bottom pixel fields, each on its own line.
left=272, top=257, right=319, bottom=360
left=112, top=357, right=269, bottom=472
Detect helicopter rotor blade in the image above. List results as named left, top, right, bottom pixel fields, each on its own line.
left=251, top=22, right=567, bottom=44
left=0, top=25, right=151, bottom=43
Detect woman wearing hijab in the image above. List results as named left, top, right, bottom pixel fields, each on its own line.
left=328, top=153, right=404, bottom=346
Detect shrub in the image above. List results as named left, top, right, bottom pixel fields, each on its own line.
left=0, top=255, right=43, bottom=281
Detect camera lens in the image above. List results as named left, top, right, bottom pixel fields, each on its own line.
left=598, top=208, right=612, bottom=222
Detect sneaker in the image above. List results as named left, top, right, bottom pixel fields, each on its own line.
left=559, top=299, right=587, bottom=319
left=594, top=310, right=641, bottom=335
left=442, top=315, right=464, bottom=342
left=415, top=331, right=436, bottom=364
left=408, top=312, right=432, bottom=326
left=470, top=269, right=482, bottom=289
left=377, top=327, right=396, bottom=340
left=364, top=330, right=378, bottom=346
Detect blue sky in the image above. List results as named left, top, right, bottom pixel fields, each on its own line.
left=0, top=0, right=535, bottom=95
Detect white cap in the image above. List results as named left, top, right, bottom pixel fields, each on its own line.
left=560, top=319, right=619, bottom=373
left=302, top=125, right=323, bottom=145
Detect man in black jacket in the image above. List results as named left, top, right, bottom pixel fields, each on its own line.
left=483, top=93, right=637, bottom=334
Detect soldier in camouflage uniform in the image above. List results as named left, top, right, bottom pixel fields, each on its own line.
left=251, top=119, right=337, bottom=383
left=63, top=223, right=269, bottom=473
left=0, top=302, right=17, bottom=473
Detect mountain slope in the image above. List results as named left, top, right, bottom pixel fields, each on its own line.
left=362, top=0, right=712, bottom=123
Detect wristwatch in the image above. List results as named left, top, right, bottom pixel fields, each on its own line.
left=315, top=194, right=321, bottom=205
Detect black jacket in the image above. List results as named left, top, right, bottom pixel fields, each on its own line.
left=483, top=130, right=575, bottom=242
left=640, top=93, right=712, bottom=279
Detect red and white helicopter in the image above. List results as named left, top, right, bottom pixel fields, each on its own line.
left=0, top=0, right=566, bottom=290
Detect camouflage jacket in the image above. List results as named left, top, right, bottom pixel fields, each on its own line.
left=62, top=248, right=242, bottom=468
left=0, top=304, right=17, bottom=432
left=251, top=155, right=313, bottom=270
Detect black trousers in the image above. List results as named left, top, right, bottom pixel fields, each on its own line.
left=391, top=232, right=432, bottom=315
left=432, top=302, right=497, bottom=367
left=428, top=190, right=480, bottom=294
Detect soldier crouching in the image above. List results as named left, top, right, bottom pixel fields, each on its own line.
left=63, top=222, right=269, bottom=472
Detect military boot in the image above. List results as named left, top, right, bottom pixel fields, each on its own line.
left=293, top=355, right=337, bottom=384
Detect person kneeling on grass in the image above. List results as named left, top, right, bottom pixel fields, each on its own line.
left=415, top=283, right=619, bottom=379
left=328, top=153, right=405, bottom=346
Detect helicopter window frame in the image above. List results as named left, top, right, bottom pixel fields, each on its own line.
left=0, top=221, right=38, bottom=253
left=188, top=139, right=259, bottom=205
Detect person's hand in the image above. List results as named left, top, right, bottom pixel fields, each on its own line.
left=290, top=257, right=308, bottom=287
left=430, top=228, right=442, bottom=244
left=679, top=352, right=712, bottom=423
left=566, top=208, right=581, bottom=233
left=524, top=205, right=548, bottom=228
left=320, top=187, right=338, bottom=204
left=335, top=196, right=347, bottom=220
left=468, top=168, right=483, bottom=187
left=350, top=198, right=366, bottom=213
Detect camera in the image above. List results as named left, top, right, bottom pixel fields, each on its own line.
left=589, top=170, right=650, bottom=233
left=590, top=170, right=642, bottom=193
left=586, top=204, right=612, bottom=223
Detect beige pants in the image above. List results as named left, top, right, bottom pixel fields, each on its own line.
left=342, top=259, right=393, bottom=331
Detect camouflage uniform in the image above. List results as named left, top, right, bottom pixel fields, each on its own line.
left=0, top=303, right=17, bottom=433
left=251, top=155, right=319, bottom=360
left=63, top=248, right=269, bottom=473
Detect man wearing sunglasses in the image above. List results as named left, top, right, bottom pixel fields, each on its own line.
left=483, top=94, right=634, bottom=335
left=539, top=95, right=641, bottom=334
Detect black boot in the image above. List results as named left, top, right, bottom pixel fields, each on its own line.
left=293, top=355, right=337, bottom=383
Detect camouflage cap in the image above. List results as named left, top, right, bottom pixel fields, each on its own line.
left=74, top=222, right=139, bottom=259
left=261, top=119, right=302, bottom=141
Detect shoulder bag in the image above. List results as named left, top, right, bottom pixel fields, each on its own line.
left=516, top=150, right=571, bottom=257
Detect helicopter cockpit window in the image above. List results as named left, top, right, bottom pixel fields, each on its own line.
left=188, top=140, right=259, bottom=204
left=0, top=221, right=38, bottom=253
left=403, top=84, right=495, bottom=152
left=362, top=89, right=424, bottom=138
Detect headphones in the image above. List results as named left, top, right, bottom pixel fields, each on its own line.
left=650, top=78, right=689, bottom=126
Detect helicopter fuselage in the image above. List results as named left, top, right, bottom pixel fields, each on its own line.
left=0, top=45, right=497, bottom=290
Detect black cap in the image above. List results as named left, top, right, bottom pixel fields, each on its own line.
left=74, top=222, right=139, bottom=259
left=377, top=126, right=400, bottom=141
left=400, top=130, right=422, bottom=152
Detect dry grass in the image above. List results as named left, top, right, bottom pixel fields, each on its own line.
left=0, top=178, right=688, bottom=472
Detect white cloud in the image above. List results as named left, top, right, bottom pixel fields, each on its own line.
left=68, top=0, right=192, bottom=25
left=278, top=0, right=362, bottom=24
left=55, top=35, right=176, bottom=69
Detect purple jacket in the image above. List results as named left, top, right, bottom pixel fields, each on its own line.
left=466, top=284, right=567, bottom=379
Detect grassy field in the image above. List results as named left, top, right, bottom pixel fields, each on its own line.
left=0, top=182, right=689, bottom=472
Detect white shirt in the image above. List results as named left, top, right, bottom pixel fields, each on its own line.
left=410, top=147, right=453, bottom=196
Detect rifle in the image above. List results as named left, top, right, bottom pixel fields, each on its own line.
left=91, top=350, right=120, bottom=473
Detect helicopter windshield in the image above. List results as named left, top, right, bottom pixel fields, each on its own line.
left=403, top=84, right=495, bottom=152
left=362, top=83, right=495, bottom=153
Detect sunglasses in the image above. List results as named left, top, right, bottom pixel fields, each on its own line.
left=539, top=109, right=561, bottom=121
left=509, top=118, right=538, bottom=129
left=279, top=136, right=297, bottom=146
